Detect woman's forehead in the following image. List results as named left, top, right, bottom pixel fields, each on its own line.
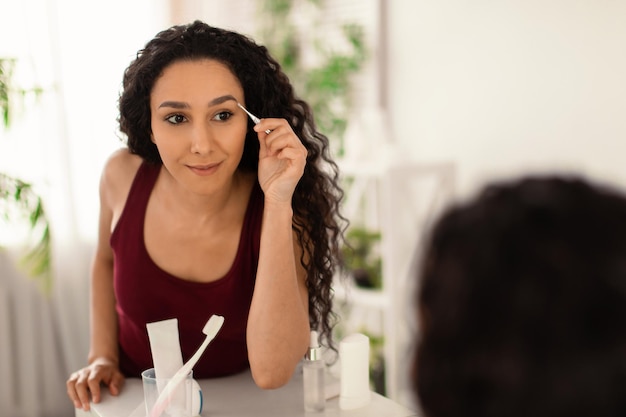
left=151, top=59, right=243, bottom=103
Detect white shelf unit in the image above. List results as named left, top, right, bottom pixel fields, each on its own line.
left=333, top=160, right=455, bottom=404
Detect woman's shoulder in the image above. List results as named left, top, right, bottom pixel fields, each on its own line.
left=100, top=148, right=145, bottom=208
left=104, top=147, right=142, bottom=172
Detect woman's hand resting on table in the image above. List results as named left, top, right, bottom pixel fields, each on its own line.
left=66, top=357, right=125, bottom=411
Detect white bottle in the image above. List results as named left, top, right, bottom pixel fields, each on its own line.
left=339, top=333, right=371, bottom=410
left=303, top=330, right=325, bottom=412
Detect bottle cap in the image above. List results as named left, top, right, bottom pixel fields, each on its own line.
left=307, top=330, right=322, bottom=361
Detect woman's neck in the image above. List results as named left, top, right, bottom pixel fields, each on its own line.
left=154, top=167, right=254, bottom=224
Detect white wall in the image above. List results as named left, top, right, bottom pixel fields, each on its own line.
left=388, top=0, right=626, bottom=198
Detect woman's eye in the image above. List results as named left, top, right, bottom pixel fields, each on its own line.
left=166, top=114, right=186, bottom=124
left=213, top=111, right=233, bottom=122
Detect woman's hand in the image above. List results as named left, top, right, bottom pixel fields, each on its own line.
left=66, top=357, right=125, bottom=411
left=254, top=119, right=307, bottom=204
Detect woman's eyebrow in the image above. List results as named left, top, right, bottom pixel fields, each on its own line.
left=208, top=94, right=237, bottom=106
left=158, top=100, right=189, bottom=109
left=158, top=94, right=237, bottom=109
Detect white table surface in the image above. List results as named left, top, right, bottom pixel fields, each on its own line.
left=80, top=367, right=418, bottom=417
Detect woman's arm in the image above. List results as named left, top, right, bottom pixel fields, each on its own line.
left=247, top=202, right=310, bottom=389
left=246, top=118, right=311, bottom=389
left=67, top=150, right=137, bottom=410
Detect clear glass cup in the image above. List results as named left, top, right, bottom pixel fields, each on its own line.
left=142, top=368, right=194, bottom=417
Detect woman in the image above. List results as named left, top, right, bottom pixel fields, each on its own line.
left=67, top=21, right=345, bottom=411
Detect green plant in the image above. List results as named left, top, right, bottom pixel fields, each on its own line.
left=0, top=58, right=14, bottom=126
left=257, top=0, right=367, bottom=156
left=340, top=226, right=382, bottom=289
left=0, top=57, right=52, bottom=295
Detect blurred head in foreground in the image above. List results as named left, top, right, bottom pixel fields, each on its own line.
left=413, top=176, right=626, bottom=417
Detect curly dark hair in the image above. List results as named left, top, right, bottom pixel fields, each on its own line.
left=414, top=176, right=626, bottom=417
left=118, top=21, right=346, bottom=348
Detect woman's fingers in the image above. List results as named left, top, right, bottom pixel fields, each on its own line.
left=67, top=363, right=123, bottom=411
left=267, top=135, right=303, bottom=158
left=254, top=120, right=306, bottom=158
left=88, top=371, right=103, bottom=405
left=255, top=118, right=307, bottom=202
left=253, top=118, right=287, bottom=135
left=66, top=372, right=83, bottom=409
left=67, top=368, right=98, bottom=411
left=108, top=370, right=125, bottom=395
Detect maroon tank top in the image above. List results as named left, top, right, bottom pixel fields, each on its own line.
left=111, top=162, right=263, bottom=378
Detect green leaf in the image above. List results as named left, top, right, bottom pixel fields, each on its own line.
left=0, top=173, right=53, bottom=296
left=256, top=0, right=367, bottom=151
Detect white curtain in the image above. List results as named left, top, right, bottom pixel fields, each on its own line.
left=0, top=1, right=167, bottom=416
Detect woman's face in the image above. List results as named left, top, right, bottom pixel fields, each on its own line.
left=150, top=58, right=249, bottom=194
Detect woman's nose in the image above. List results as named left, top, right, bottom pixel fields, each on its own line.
left=190, top=123, right=213, bottom=155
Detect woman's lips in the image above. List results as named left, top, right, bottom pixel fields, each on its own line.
left=187, top=163, right=220, bottom=176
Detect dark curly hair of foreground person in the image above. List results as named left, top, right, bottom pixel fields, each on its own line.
left=414, top=175, right=626, bottom=417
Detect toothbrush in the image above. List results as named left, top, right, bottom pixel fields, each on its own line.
left=237, top=102, right=271, bottom=134
left=149, top=315, right=225, bottom=417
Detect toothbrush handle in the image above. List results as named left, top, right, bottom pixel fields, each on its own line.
left=149, top=338, right=210, bottom=417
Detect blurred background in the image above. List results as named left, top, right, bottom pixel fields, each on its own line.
left=1, top=1, right=625, bottom=416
